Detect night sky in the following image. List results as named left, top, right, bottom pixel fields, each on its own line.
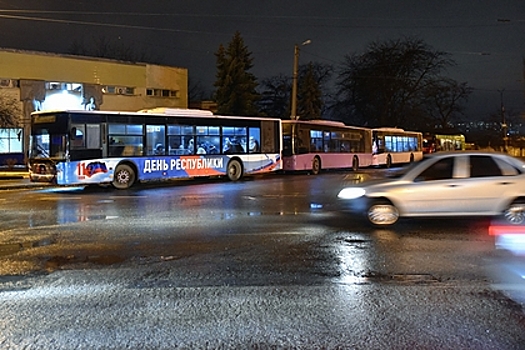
left=1, top=0, right=524, bottom=120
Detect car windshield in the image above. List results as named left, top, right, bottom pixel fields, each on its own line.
left=385, top=160, right=423, bottom=178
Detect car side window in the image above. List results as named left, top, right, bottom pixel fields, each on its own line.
left=414, top=157, right=454, bottom=182
left=469, top=155, right=502, bottom=177
left=493, top=157, right=520, bottom=176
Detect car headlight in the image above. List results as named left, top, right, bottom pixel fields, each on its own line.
left=337, top=187, right=366, bottom=200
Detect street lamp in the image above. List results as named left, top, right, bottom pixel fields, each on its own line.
left=290, top=39, right=311, bottom=120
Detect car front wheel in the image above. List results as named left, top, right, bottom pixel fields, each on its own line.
left=504, top=201, right=525, bottom=224
left=367, top=201, right=399, bottom=226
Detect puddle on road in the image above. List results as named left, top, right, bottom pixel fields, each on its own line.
left=0, top=238, right=56, bottom=257
left=365, top=272, right=441, bottom=284
left=44, top=254, right=126, bottom=271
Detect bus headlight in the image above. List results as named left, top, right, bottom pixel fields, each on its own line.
left=337, top=187, right=366, bottom=200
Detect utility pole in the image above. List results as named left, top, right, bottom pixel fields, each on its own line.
left=290, top=40, right=311, bottom=120
left=498, top=89, right=508, bottom=152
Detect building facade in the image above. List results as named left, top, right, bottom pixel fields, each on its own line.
left=0, top=48, right=188, bottom=166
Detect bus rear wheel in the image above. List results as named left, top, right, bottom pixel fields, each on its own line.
left=311, top=157, right=321, bottom=175
left=352, top=156, right=359, bottom=171
left=112, top=164, right=136, bottom=189
left=227, top=159, right=243, bottom=181
left=386, top=155, right=392, bottom=168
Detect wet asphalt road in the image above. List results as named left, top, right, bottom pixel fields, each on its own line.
left=1, top=171, right=525, bottom=349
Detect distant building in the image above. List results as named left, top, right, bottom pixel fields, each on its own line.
left=0, top=48, right=188, bottom=166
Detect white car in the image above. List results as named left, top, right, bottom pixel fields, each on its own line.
left=337, top=152, right=525, bottom=226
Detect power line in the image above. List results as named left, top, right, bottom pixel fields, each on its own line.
left=0, top=9, right=523, bottom=29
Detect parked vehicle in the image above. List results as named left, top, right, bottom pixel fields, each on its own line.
left=28, top=108, right=282, bottom=189
left=337, top=151, right=525, bottom=226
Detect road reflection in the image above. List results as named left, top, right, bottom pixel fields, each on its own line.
left=487, top=220, right=525, bottom=305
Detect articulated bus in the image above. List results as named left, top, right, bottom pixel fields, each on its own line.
left=282, top=120, right=373, bottom=174
left=28, top=108, right=282, bottom=189
left=423, top=133, right=466, bottom=153
left=371, top=128, right=423, bottom=167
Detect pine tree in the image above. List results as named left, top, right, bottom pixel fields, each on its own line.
left=213, top=31, right=260, bottom=116
left=297, top=63, right=323, bottom=120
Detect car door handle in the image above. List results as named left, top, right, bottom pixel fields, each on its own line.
left=447, top=184, right=460, bottom=187
left=499, top=182, right=513, bottom=185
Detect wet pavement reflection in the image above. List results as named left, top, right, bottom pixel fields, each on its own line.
left=487, top=220, right=525, bottom=305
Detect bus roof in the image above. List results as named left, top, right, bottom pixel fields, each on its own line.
left=138, top=107, right=213, bottom=116
left=282, top=119, right=369, bottom=130
left=31, top=109, right=282, bottom=122
left=372, top=127, right=405, bottom=132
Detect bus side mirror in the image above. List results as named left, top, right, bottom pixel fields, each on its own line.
left=70, top=127, right=77, bottom=140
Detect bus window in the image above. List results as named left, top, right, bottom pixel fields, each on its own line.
left=310, top=130, right=322, bottom=152
left=167, top=125, right=183, bottom=155
left=109, top=136, right=143, bottom=156
left=196, top=126, right=220, bottom=154
left=296, top=127, right=309, bottom=154
left=108, top=124, right=144, bottom=157
left=223, top=126, right=246, bottom=154
left=71, top=125, right=85, bottom=149
left=248, top=127, right=260, bottom=153
left=146, top=125, right=166, bottom=156
left=180, top=125, right=195, bottom=154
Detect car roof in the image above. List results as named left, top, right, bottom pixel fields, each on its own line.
left=422, top=151, right=525, bottom=167
left=424, top=151, right=516, bottom=159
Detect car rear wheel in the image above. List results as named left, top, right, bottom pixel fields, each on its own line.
left=504, top=201, right=525, bottom=224
left=367, top=201, right=399, bottom=226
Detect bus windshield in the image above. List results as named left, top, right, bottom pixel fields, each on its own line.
left=30, top=126, right=67, bottom=159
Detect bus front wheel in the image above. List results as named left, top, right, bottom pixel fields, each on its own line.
left=112, top=164, right=136, bottom=189
left=311, top=157, right=321, bottom=175
left=227, top=159, right=243, bottom=181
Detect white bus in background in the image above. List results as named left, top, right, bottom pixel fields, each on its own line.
left=282, top=119, right=373, bottom=174
left=371, top=127, right=423, bottom=167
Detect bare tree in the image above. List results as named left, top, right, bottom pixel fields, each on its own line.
left=188, top=78, right=208, bottom=103
left=0, top=91, right=22, bottom=128
left=257, top=62, right=333, bottom=119
left=257, top=74, right=291, bottom=118
left=423, top=79, right=472, bottom=129
left=337, top=37, right=455, bottom=128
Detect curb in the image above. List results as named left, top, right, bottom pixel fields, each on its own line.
left=0, top=175, right=25, bottom=180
